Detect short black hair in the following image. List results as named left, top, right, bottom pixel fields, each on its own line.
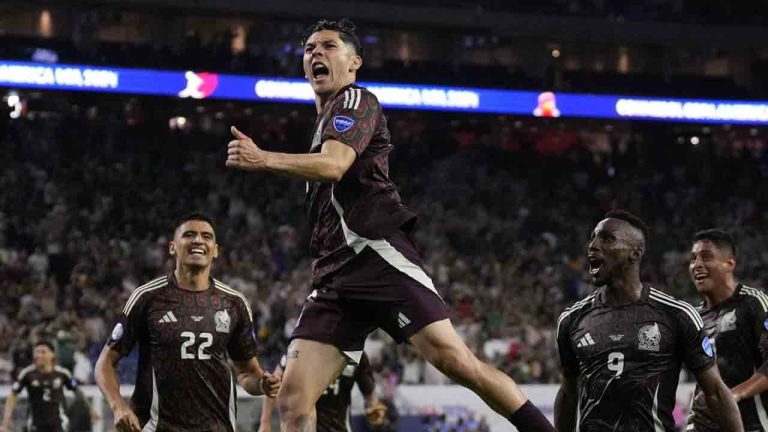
left=693, top=228, right=736, bottom=257
left=604, top=210, right=649, bottom=245
left=301, top=18, right=363, bottom=57
left=173, top=212, right=216, bottom=235
left=34, top=340, right=55, bottom=353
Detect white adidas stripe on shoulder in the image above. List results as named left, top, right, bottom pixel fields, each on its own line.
left=54, top=366, right=73, bottom=379
left=342, top=88, right=362, bottom=110
left=214, top=279, right=253, bottom=321
left=17, top=365, right=35, bottom=381
left=741, top=286, right=768, bottom=313
left=649, top=289, right=703, bottom=330
left=122, top=276, right=167, bottom=315
left=557, top=294, right=596, bottom=337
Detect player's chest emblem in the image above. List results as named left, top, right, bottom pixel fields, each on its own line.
left=31, top=380, right=40, bottom=387
left=609, top=334, right=624, bottom=341
left=638, top=322, right=661, bottom=352
left=576, top=332, right=596, bottom=348
left=215, top=309, right=231, bottom=333
left=718, top=309, right=737, bottom=333
left=191, top=315, right=204, bottom=322
left=52, top=378, right=61, bottom=389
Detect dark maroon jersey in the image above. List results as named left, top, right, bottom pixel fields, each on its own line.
left=306, top=84, right=416, bottom=282
left=557, top=286, right=715, bottom=431
left=107, top=274, right=258, bottom=432
left=689, top=285, right=768, bottom=431
left=12, top=364, right=77, bottom=431
left=279, top=352, right=376, bottom=432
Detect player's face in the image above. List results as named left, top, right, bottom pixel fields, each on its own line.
left=33, top=345, right=54, bottom=368
left=170, top=220, right=219, bottom=270
left=303, top=30, right=361, bottom=97
left=689, top=240, right=734, bottom=294
left=587, top=219, right=634, bottom=286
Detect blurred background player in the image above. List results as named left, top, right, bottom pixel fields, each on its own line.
left=1, top=340, right=95, bottom=432
left=688, top=229, right=768, bottom=432
left=258, top=352, right=386, bottom=432
left=94, top=213, right=280, bottom=432
left=225, top=18, right=555, bottom=432
left=555, top=211, right=743, bottom=431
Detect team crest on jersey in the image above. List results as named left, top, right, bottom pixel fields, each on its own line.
left=215, top=309, right=230, bottom=333
left=637, top=323, right=661, bottom=352
left=53, top=377, right=61, bottom=388
left=31, top=380, right=39, bottom=387
left=719, top=309, right=737, bottom=332
left=333, top=116, right=355, bottom=133
left=111, top=323, right=124, bottom=341
left=702, top=337, right=714, bottom=357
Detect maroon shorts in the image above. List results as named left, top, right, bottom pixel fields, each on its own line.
left=291, top=229, right=448, bottom=359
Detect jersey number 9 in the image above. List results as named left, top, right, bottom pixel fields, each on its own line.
left=607, top=352, right=624, bottom=377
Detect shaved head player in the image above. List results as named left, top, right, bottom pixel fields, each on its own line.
left=226, top=18, right=554, bottom=432
left=555, top=211, right=743, bottom=431
left=94, top=213, right=280, bottom=432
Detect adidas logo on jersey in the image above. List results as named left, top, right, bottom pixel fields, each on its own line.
left=397, top=312, right=411, bottom=328
left=158, top=311, right=178, bottom=323
left=576, top=333, right=596, bottom=348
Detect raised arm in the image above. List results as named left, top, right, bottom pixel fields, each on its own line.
left=226, top=127, right=356, bottom=182
left=695, top=364, right=744, bottom=432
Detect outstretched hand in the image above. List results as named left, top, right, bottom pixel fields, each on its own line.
left=226, top=126, right=268, bottom=171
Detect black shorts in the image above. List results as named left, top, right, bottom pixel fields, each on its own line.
left=291, top=229, right=448, bottom=362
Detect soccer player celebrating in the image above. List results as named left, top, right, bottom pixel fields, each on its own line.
left=226, top=18, right=554, bottom=432
left=1, top=341, right=92, bottom=432
left=258, top=352, right=386, bottom=432
left=94, top=213, right=280, bottom=432
left=555, top=211, right=743, bottom=431
left=687, top=229, right=768, bottom=431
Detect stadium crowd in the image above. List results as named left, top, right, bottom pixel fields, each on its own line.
left=1, top=94, right=767, bottom=396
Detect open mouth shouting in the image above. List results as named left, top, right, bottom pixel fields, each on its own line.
left=311, top=62, right=330, bottom=81
left=588, top=255, right=603, bottom=278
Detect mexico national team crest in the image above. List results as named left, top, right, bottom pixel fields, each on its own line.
left=333, top=115, right=354, bottom=133
left=215, top=310, right=230, bottom=333
left=638, top=323, right=661, bottom=352
left=719, top=309, right=737, bottom=332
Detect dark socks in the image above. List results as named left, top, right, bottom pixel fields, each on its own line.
left=507, top=400, right=557, bottom=432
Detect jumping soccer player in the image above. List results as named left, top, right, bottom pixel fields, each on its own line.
left=555, top=211, right=743, bottom=431
left=94, top=213, right=280, bottom=432
left=226, top=17, right=554, bottom=432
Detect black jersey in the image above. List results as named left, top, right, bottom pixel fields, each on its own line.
left=279, top=352, right=376, bottom=432
left=689, top=284, right=768, bottom=431
left=106, top=274, right=258, bottom=432
left=12, top=364, right=77, bottom=432
left=557, top=285, right=715, bottom=431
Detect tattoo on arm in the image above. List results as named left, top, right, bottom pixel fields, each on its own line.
left=288, top=350, right=299, bottom=359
